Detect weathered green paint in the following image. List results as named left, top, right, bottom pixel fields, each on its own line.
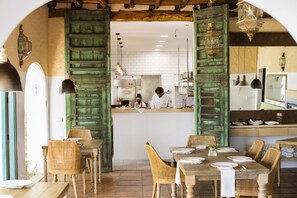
left=65, top=10, right=112, bottom=172
left=193, top=5, right=230, bottom=146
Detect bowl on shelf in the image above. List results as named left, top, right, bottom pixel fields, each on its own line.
left=248, top=119, right=263, bottom=125
left=265, top=121, right=279, bottom=125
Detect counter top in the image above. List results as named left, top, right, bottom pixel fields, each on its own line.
left=230, top=124, right=297, bottom=128
left=112, top=108, right=194, bottom=113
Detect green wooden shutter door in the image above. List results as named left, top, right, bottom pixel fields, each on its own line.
left=65, top=10, right=112, bottom=172
left=193, top=5, right=230, bottom=146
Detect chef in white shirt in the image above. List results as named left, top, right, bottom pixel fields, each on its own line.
left=150, top=87, right=173, bottom=109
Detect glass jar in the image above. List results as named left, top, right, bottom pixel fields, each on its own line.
left=208, top=147, right=217, bottom=156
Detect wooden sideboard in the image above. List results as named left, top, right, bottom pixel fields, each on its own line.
left=230, top=124, right=297, bottom=137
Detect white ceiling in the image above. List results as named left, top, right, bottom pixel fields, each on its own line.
left=110, top=21, right=194, bottom=52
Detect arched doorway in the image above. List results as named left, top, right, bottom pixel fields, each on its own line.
left=24, top=63, right=48, bottom=175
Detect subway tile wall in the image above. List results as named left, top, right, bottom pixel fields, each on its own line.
left=111, top=50, right=194, bottom=106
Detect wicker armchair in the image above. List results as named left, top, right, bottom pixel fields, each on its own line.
left=235, top=147, right=281, bottom=198
left=145, top=142, right=184, bottom=198
left=246, top=139, right=265, bottom=162
left=48, top=140, right=86, bottom=198
left=186, top=135, right=216, bottom=147
left=68, top=128, right=94, bottom=183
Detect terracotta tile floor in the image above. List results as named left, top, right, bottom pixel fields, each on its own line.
left=45, top=161, right=297, bottom=198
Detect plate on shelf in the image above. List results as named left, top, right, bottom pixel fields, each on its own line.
left=0, top=180, right=32, bottom=189
left=265, top=121, right=279, bottom=125
left=248, top=119, right=263, bottom=125
left=211, top=162, right=238, bottom=170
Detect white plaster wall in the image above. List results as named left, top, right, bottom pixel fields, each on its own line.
left=113, top=111, right=195, bottom=160
left=48, top=76, right=67, bottom=140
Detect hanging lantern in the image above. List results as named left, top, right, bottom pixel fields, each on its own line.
left=236, top=0, right=264, bottom=41
left=204, top=22, right=220, bottom=58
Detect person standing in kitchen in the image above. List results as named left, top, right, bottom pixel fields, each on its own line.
left=134, top=93, right=147, bottom=108
left=150, top=86, right=173, bottom=109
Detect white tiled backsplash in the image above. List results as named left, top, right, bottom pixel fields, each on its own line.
left=111, top=50, right=194, bottom=106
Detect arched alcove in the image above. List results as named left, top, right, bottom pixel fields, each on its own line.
left=24, top=63, right=48, bottom=175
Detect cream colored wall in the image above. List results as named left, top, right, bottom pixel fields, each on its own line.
left=48, top=18, right=65, bottom=76
left=229, top=47, right=257, bottom=74
left=4, top=5, right=48, bottom=75
left=258, top=47, right=297, bottom=73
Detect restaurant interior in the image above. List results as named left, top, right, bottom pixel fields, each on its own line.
left=1, top=0, right=297, bottom=197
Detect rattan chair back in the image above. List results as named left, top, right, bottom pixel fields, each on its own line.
left=246, top=139, right=265, bottom=162
left=67, top=129, right=92, bottom=140
left=235, top=147, right=281, bottom=198
left=48, top=140, right=86, bottom=175
left=259, top=147, right=281, bottom=194
left=186, top=135, right=216, bottom=147
left=145, top=142, right=184, bottom=197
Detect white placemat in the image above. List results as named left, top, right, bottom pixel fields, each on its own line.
left=175, top=157, right=204, bottom=185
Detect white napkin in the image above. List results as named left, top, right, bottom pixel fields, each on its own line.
left=220, top=168, right=235, bottom=197
left=175, top=159, right=202, bottom=185
left=135, top=108, right=145, bottom=114
left=171, top=148, right=194, bottom=162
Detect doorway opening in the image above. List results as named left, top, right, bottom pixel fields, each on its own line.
left=24, top=63, right=48, bottom=176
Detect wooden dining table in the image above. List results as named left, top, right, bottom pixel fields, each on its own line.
left=170, top=147, right=270, bottom=198
left=0, top=182, right=69, bottom=198
left=42, top=139, right=103, bottom=194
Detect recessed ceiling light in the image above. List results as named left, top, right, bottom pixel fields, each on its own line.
left=158, top=40, right=166, bottom=43
left=156, top=45, right=163, bottom=47
left=160, top=35, right=168, bottom=38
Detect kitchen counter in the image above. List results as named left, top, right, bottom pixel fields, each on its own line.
left=111, top=108, right=194, bottom=113
left=112, top=108, right=195, bottom=161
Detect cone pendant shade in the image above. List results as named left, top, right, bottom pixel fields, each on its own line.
left=60, top=78, right=76, bottom=93
left=251, top=75, right=263, bottom=89
left=0, top=48, right=23, bottom=92
left=239, top=75, right=249, bottom=86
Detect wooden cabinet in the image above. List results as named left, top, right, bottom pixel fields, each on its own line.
left=230, top=125, right=297, bottom=137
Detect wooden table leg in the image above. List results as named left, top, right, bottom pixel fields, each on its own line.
left=276, top=143, right=281, bottom=187
left=185, top=175, right=195, bottom=198
left=170, top=156, right=176, bottom=197
left=93, top=150, right=98, bottom=194
left=42, top=147, right=48, bottom=182
left=257, top=173, right=268, bottom=198
left=99, top=147, right=102, bottom=184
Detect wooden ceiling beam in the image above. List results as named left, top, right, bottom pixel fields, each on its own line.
left=111, top=10, right=193, bottom=21
left=230, top=32, right=297, bottom=46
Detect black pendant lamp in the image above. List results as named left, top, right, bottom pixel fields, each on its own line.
left=238, top=48, right=249, bottom=86
left=250, top=47, right=263, bottom=89
left=60, top=73, right=76, bottom=93
left=0, top=48, right=23, bottom=92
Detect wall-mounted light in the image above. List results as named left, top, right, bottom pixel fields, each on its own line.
left=279, top=52, right=286, bottom=71
left=18, top=25, right=32, bottom=67
left=204, top=22, right=220, bottom=58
